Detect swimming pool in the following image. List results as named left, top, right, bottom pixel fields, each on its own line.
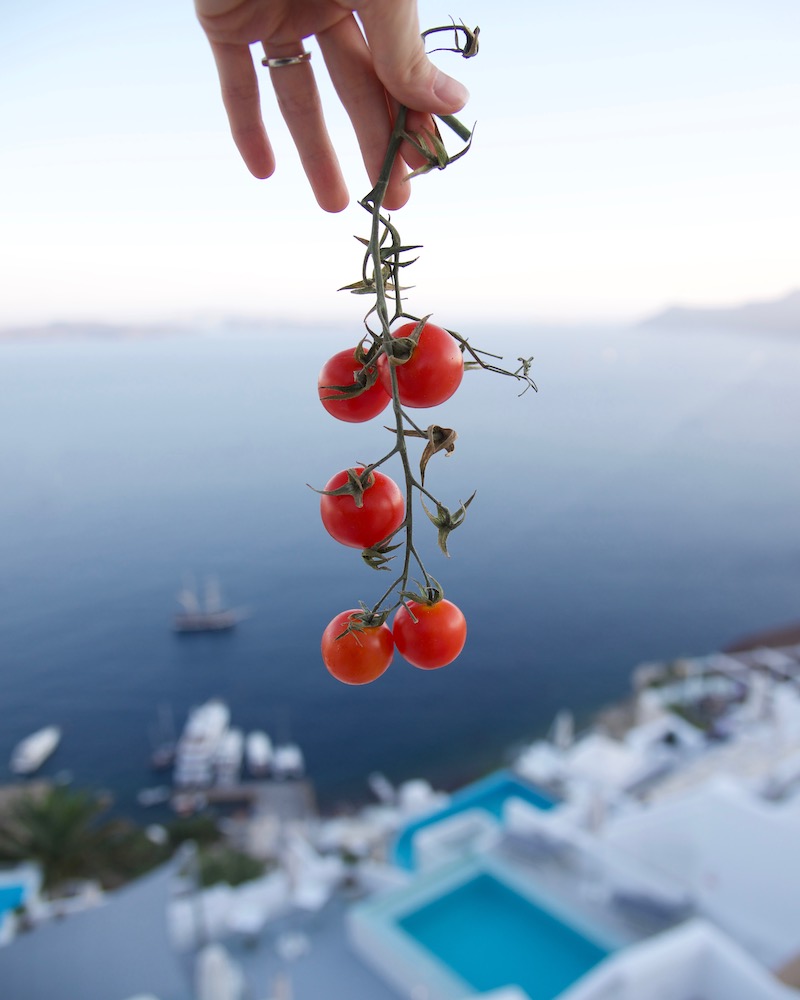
left=0, top=864, right=41, bottom=944
left=393, top=769, right=557, bottom=870
left=400, top=872, right=608, bottom=999
left=0, top=884, right=26, bottom=919
left=348, top=855, right=618, bottom=1000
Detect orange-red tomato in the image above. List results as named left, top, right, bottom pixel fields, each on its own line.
left=317, top=349, right=390, bottom=423
left=321, top=610, right=394, bottom=685
left=377, top=321, right=463, bottom=408
left=319, top=467, right=404, bottom=549
left=392, top=598, right=467, bottom=669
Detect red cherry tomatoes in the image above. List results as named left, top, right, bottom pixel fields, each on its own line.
left=393, top=598, right=467, bottom=669
left=318, top=349, right=390, bottom=423
left=322, top=610, right=394, bottom=685
left=319, top=468, right=404, bottom=549
left=378, top=321, right=464, bottom=408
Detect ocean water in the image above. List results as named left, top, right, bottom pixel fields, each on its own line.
left=1, top=323, right=799, bottom=814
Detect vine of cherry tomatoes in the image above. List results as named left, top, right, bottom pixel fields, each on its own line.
left=317, top=321, right=469, bottom=685
left=311, top=22, right=533, bottom=686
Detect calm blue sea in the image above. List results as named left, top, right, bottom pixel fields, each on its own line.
left=1, top=323, right=799, bottom=814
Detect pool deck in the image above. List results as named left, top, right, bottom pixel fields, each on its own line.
left=495, top=836, right=685, bottom=947
left=393, top=769, right=558, bottom=870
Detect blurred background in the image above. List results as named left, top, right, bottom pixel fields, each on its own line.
left=1, top=4, right=800, bottom=1000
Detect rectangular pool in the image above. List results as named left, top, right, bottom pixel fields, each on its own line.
left=348, top=856, right=618, bottom=1000
left=399, top=872, right=609, bottom=1000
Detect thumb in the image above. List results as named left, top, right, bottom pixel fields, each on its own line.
left=356, top=0, right=469, bottom=113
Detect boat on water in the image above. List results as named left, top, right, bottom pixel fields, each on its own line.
left=245, top=730, right=274, bottom=777
left=137, top=785, right=172, bottom=807
left=150, top=742, right=176, bottom=772
left=173, top=576, right=246, bottom=633
left=10, top=726, right=61, bottom=775
left=273, top=743, right=305, bottom=780
left=215, top=727, right=244, bottom=786
left=149, top=703, right=177, bottom=771
left=173, top=698, right=231, bottom=787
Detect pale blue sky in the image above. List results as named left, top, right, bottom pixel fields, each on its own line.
left=1, top=0, right=798, bottom=326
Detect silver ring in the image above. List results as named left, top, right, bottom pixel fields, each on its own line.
left=262, top=52, right=312, bottom=69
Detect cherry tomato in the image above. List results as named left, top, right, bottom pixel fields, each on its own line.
left=322, top=610, right=394, bottom=685
left=378, top=321, right=464, bottom=408
left=319, top=467, right=404, bottom=549
left=318, top=349, right=390, bottom=423
left=393, top=598, right=467, bottom=669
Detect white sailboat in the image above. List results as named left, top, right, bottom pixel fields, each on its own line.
left=173, top=575, right=245, bottom=633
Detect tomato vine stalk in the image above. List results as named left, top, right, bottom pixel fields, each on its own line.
left=319, top=22, right=536, bottom=636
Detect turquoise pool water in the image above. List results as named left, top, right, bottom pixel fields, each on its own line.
left=393, top=769, right=557, bottom=870
left=0, top=884, right=26, bottom=919
left=398, top=872, right=609, bottom=999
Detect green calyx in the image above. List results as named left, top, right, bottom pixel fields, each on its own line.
left=421, top=491, right=476, bottom=556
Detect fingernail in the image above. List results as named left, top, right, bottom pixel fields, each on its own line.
left=433, top=71, right=469, bottom=110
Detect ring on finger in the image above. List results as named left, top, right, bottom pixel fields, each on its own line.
left=262, top=51, right=312, bottom=70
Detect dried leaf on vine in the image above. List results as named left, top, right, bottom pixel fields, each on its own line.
left=421, top=22, right=480, bottom=59
left=394, top=424, right=458, bottom=484
left=420, top=492, right=476, bottom=557
left=404, top=125, right=475, bottom=179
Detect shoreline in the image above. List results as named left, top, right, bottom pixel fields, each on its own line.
left=5, top=620, right=800, bottom=825
left=723, top=620, right=800, bottom=653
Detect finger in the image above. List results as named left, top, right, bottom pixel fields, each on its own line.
left=208, top=41, right=275, bottom=179
left=263, top=43, right=349, bottom=213
left=356, top=0, right=469, bottom=114
left=317, top=16, right=410, bottom=210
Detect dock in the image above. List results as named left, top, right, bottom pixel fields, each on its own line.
left=177, top=779, right=317, bottom=822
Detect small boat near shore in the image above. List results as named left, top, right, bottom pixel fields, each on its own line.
left=149, top=703, right=177, bottom=771
left=215, top=727, right=244, bottom=786
left=137, top=785, right=171, bottom=807
left=245, top=730, right=273, bottom=777
left=150, top=742, right=176, bottom=772
left=10, top=726, right=62, bottom=775
left=273, top=743, right=305, bottom=780
left=173, top=698, right=231, bottom=787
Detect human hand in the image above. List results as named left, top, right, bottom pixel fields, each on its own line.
left=194, top=0, right=469, bottom=212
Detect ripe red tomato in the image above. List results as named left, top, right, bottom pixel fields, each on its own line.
left=321, top=610, right=394, bottom=685
left=392, top=598, right=467, bottom=669
left=319, top=467, right=404, bottom=549
left=318, top=349, right=390, bottom=423
left=377, top=321, right=464, bottom=408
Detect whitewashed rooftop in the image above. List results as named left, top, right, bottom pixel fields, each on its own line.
left=602, top=776, right=800, bottom=968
